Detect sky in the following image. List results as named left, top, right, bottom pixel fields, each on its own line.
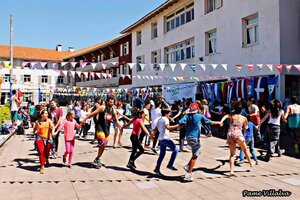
left=0, top=0, right=165, bottom=50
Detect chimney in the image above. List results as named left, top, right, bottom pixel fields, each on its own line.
left=56, top=44, right=62, bottom=52
left=68, top=47, right=75, bottom=52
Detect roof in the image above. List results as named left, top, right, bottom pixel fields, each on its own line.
left=63, top=33, right=130, bottom=59
left=120, top=0, right=178, bottom=34
left=0, top=45, right=72, bottom=61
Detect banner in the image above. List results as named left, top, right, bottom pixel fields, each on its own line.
left=163, top=83, right=196, bottom=104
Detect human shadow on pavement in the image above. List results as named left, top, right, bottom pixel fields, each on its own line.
left=14, top=158, right=37, bottom=166
left=105, top=165, right=185, bottom=182
left=73, top=162, right=105, bottom=169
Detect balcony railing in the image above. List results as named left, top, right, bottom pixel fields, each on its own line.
left=76, top=76, right=119, bottom=88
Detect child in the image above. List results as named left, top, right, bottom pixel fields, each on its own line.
left=56, top=111, right=82, bottom=168
left=121, top=109, right=150, bottom=169
left=238, top=116, right=258, bottom=165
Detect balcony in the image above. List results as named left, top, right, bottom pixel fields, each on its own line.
left=76, top=76, right=119, bottom=88
left=80, top=57, right=119, bottom=72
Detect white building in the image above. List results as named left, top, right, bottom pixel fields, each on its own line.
left=0, top=45, right=72, bottom=105
left=121, top=0, right=300, bottom=101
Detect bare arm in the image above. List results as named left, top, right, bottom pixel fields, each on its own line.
left=172, top=110, right=182, bottom=120
left=284, top=106, right=291, bottom=119
left=243, top=117, right=249, bottom=130
left=83, top=105, right=105, bottom=122
left=116, top=109, right=130, bottom=121
left=260, top=112, right=270, bottom=125
left=139, top=121, right=150, bottom=135
left=122, top=119, right=134, bottom=129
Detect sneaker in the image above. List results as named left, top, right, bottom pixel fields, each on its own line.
left=167, top=166, right=178, bottom=171
left=278, top=149, right=285, bottom=157
left=184, top=173, right=193, bottom=182
left=40, top=166, right=45, bottom=174
left=63, top=157, right=66, bottom=164
left=154, top=169, right=163, bottom=176
left=126, top=161, right=136, bottom=169
left=68, top=164, right=72, bottom=168
left=207, top=132, right=212, bottom=137
left=94, top=158, right=102, bottom=168
left=236, top=160, right=244, bottom=165
left=183, top=164, right=189, bottom=172
left=255, top=161, right=259, bottom=165
left=151, top=148, right=158, bottom=155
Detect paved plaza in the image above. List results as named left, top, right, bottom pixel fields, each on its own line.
left=0, top=126, right=299, bottom=200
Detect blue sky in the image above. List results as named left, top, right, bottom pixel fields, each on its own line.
left=0, top=0, right=165, bottom=50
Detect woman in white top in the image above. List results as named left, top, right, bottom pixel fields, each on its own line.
left=150, top=101, right=162, bottom=154
left=79, top=103, right=91, bottom=139
left=260, top=99, right=286, bottom=161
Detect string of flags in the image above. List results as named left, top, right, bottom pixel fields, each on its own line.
left=1, top=60, right=300, bottom=74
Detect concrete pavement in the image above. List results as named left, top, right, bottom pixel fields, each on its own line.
left=0, top=126, right=299, bottom=200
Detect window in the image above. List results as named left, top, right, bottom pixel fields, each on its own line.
left=151, top=22, right=158, bottom=39
left=3, top=74, right=10, bottom=82
left=57, top=76, right=64, bottom=84
left=136, top=31, right=142, bottom=45
left=206, top=29, right=217, bottom=55
left=110, top=51, right=114, bottom=59
left=22, top=92, right=33, bottom=102
left=152, top=50, right=160, bottom=70
left=166, top=3, right=194, bottom=32
left=120, top=42, right=129, bottom=56
left=124, top=65, right=128, bottom=75
left=41, top=75, right=48, bottom=83
left=136, top=56, right=144, bottom=72
left=24, top=75, right=31, bottom=82
left=205, top=0, right=222, bottom=14
left=243, top=14, right=259, bottom=46
left=166, top=39, right=195, bottom=63
left=42, top=93, right=47, bottom=102
left=101, top=54, right=104, bottom=61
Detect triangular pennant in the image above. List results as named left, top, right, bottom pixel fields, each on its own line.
left=102, top=73, right=107, bottom=78
left=221, top=64, right=228, bottom=71
left=30, top=62, right=38, bottom=67
left=154, top=76, right=158, bottom=79
left=22, top=62, right=29, bottom=67
left=127, top=75, right=131, bottom=79
left=140, top=64, right=146, bottom=71
left=111, top=62, right=118, bottom=66
left=189, top=64, right=196, bottom=72
left=257, top=64, right=264, bottom=71
left=211, top=64, right=218, bottom=70
left=102, top=63, right=107, bottom=70
left=294, top=65, right=300, bottom=72
left=145, top=76, right=149, bottom=80
left=90, top=72, right=94, bottom=78
left=275, top=64, right=283, bottom=73
left=200, top=64, right=206, bottom=71
left=150, top=76, right=154, bottom=80
left=137, top=75, right=141, bottom=79
left=132, top=75, right=136, bottom=79
left=169, top=64, right=176, bottom=72
left=83, top=72, right=89, bottom=77
left=40, top=62, right=47, bottom=68
left=70, top=71, right=75, bottom=78
left=80, top=62, right=87, bottom=68
left=159, top=63, right=165, bottom=71
left=62, top=70, right=68, bottom=76
left=70, top=62, right=77, bottom=68
left=108, top=74, right=112, bottom=79
left=60, top=62, right=68, bottom=66
left=180, top=63, right=187, bottom=71
left=247, top=64, right=254, bottom=73
left=96, top=73, right=101, bottom=78
left=51, top=62, right=57, bottom=68
left=121, top=75, right=125, bottom=79
left=91, top=63, right=97, bottom=69
left=236, top=64, right=243, bottom=71
left=266, top=64, right=273, bottom=71
left=285, top=65, right=292, bottom=73
left=142, top=76, right=145, bottom=80
left=76, top=71, right=81, bottom=77
left=128, top=63, right=136, bottom=69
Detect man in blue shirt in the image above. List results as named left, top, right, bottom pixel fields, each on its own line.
left=179, top=103, right=221, bottom=181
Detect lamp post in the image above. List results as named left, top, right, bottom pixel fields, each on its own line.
left=9, top=14, right=13, bottom=95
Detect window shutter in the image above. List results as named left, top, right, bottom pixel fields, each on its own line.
left=157, top=49, right=161, bottom=63
left=120, top=65, right=123, bottom=75
left=38, top=75, right=41, bottom=84
left=126, top=42, right=129, bottom=55
left=48, top=76, right=51, bottom=84
left=216, top=0, right=222, bottom=9
left=120, top=44, right=123, bottom=56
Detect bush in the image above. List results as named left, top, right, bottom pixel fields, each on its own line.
left=0, top=103, right=11, bottom=127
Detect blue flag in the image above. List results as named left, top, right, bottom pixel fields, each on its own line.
left=267, top=75, right=278, bottom=101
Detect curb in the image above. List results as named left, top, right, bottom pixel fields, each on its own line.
left=0, top=132, right=15, bottom=148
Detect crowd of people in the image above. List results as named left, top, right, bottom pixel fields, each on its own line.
left=8, top=89, right=300, bottom=181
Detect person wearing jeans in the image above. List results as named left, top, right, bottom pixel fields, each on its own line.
left=153, top=109, right=180, bottom=176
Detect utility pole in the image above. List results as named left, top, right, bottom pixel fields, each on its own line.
left=9, top=14, right=13, bottom=95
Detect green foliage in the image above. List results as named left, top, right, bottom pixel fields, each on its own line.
left=0, top=103, right=11, bottom=126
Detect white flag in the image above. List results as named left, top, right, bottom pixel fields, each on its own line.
left=91, top=63, right=97, bottom=69
left=140, top=64, right=146, bottom=71
left=40, top=62, right=47, bottom=68
left=102, top=63, right=107, bottom=70
left=211, top=64, right=218, bottom=69
left=128, top=63, right=136, bottom=69
left=169, top=64, right=176, bottom=72
left=266, top=64, right=273, bottom=71
left=180, top=63, right=187, bottom=71
left=70, top=62, right=77, bottom=68
left=159, top=63, right=165, bottom=71
left=62, top=70, right=68, bottom=76
left=61, top=62, right=68, bottom=66
left=200, top=64, right=206, bottom=71
left=221, top=64, right=228, bottom=71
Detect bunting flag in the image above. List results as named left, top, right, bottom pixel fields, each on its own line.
left=257, top=64, right=263, bottom=71
left=293, top=65, right=300, bottom=72
left=62, top=70, right=68, bottom=76
left=285, top=65, right=292, bottom=73
left=22, top=62, right=29, bottom=67
left=236, top=64, right=243, bottom=71
left=51, top=62, right=57, bottom=68
left=70, top=62, right=77, bottom=68
left=211, top=64, right=218, bottom=70
left=267, top=75, right=278, bottom=101
left=102, top=63, right=107, bottom=70
left=83, top=72, right=88, bottom=77
left=266, top=64, right=273, bottom=71
left=169, top=64, right=176, bottom=72
left=40, top=62, right=47, bottom=68
left=61, top=62, right=68, bottom=66
left=91, top=63, right=97, bottom=69
left=159, top=63, right=165, bottom=71
left=150, top=76, right=154, bottom=80
left=127, top=75, right=131, bottom=79
left=200, top=64, right=206, bottom=71
left=189, top=64, right=196, bottom=72
left=70, top=71, right=75, bottom=78
left=247, top=64, right=254, bottom=73
left=80, top=62, right=87, bottom=68
left=137, top=75, right=141, bottom=79
left=111, top=62, right=118, bottom=66
left=221, top=64, right=228, bottom=71
left=128, top=63, right=136, bottom=69
left=140, top=64, right=146, bottom=71
left=30, top=62, right=38, bottom=68
left=102, top=73, right=107, bottom=78
left=90, top=72, right=94, bottom=78
left=76, top=71, right=81, bottom=77
left=107, top=74, right=112, bottom=79
left=180, top=63, right=187, bottom=71
left=96, top=73, right=101, bottom=78
left=274, top=64, right=283, bottom=73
